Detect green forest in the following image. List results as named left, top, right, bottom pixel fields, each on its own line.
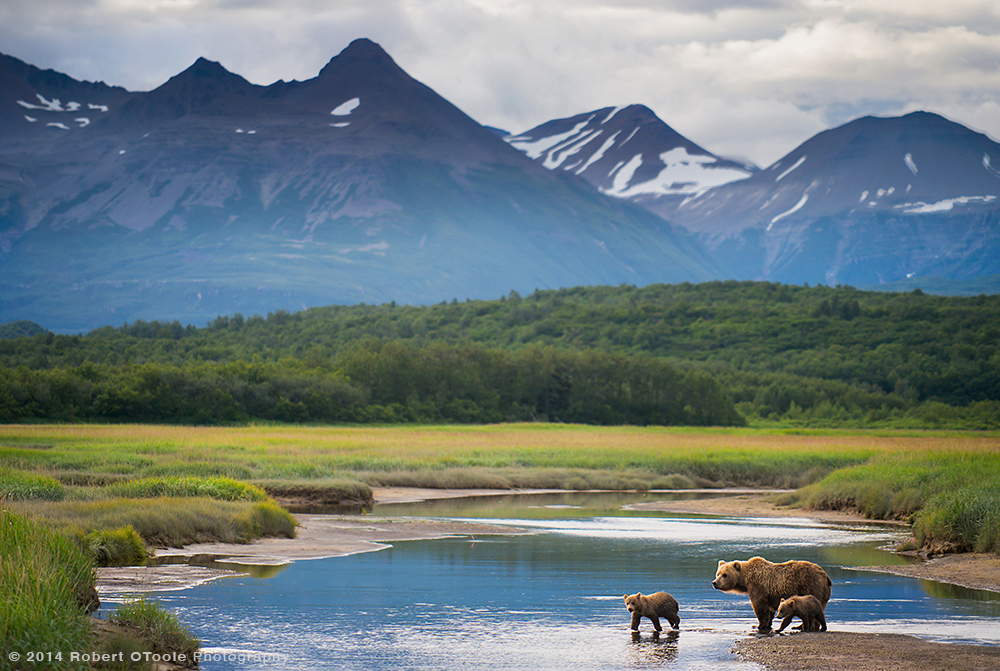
left=2, top=281, right=998, bottom=428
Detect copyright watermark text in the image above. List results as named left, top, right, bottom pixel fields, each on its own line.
left=7, top=649, right=288, bottom=665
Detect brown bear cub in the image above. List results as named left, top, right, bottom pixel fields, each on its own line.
left=775, top=594, right=827, bottom=632
left=623, top=592, right=680, bottom=632
left=712, top=557, right=831, bottom=632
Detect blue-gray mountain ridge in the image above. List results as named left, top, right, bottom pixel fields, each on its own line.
left=2, top=38, right=998, bottom=333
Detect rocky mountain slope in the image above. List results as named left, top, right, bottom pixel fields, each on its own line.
left=510, top=108, right=1000, bottom=289
left=667, top=111, right=1000, bottom=286
left=505, top=104, right=755, bottom=209
left=0, top=40, right=719, bottom=332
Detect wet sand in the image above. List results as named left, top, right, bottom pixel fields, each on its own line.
left=732, top=632, right=1000, bottom=671
left=96, top=488, right=1000, bottom=671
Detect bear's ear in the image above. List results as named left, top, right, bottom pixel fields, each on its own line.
left=733, top=562, right=741, bottom=572
left=718, top=560, right=725, bottom=567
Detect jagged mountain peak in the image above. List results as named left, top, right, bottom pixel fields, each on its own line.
left=154, top=56, right=257, bottom=96
left=506, top=104, right=756, bottom=202
left=315, top=38, right=409, bottom=85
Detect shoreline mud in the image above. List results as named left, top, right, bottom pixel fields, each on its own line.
left=96, top=487, right=1000, bottom=671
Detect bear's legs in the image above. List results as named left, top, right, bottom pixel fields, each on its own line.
left=647, top=615, right=663, bottom=632
left=667, top=613, right=680, bottom=630
left=630, top=611, right=643, bottom=631
left=775, top=615, right=795, bottom=633
left=750, top=595, right=775, bottom=632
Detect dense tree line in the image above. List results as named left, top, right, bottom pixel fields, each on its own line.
left=2, top=281, right=998, bottom=427
left=0, top=342, right=743, bottom=426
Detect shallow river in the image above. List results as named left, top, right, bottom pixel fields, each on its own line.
left=118, top=493, right=1000, bottom=670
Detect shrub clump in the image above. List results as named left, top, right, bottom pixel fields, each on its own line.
left=82, top=525, right=149, bottom=567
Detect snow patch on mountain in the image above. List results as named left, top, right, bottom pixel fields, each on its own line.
left=603, top=147, right=753, bottom=198
left=898, top=195, right=997, bottom=213
left=769, top=193, right=809, bottom=228
left=605, top=155, right=644, bottom=195
left=505, top=117, right=594, bottom=159
left=904, top=153, right=918, bottom=175
left=331, top=98, right=360, bottom=116
left=601, top=106, right=626, bottom=124
left=775, top=155, right=806, bottom=182
left=14, top=93, right=111, bottom=131
left=575, top=132, right=620, bottom=175
left=984, top=154, right=1000, bottom=178
left=543, top=129, right=603, bottom=170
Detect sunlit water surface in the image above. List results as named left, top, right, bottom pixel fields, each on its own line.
left=107, top=493, right=1000, bottom=670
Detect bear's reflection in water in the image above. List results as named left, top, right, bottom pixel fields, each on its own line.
left=629, top=629, right=679, bottom=664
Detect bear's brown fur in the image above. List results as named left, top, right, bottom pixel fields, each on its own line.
left=623, top=591, right=680, bottom=632
left=712, top=556, right=831, bottom=632
left=775, top=594, right=827, bottom=632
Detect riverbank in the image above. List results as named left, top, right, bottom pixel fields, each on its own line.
left=96, top=488, right=1000, bottom=671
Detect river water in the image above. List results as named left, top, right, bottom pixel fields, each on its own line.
left=115, top=493, right=1000, bottom=670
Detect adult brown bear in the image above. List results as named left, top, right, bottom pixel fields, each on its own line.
left=712, top=557, right=831, bottom=632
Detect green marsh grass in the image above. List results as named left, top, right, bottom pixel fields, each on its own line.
left=781, top=449, right=1000, bottom=553
left=14, top=497, right=296, bottom=548
left=0, top=423, right=896, bottom=490
left=2, top=423, right=998, bottom=552
left=82, top=526, right=149, bottom=567
left=0, top=508, right=95, bottom=670
left=0, top=468, right=65, bottom=500
left=106, top=476, right=268, bottom=502
left=109, top=596, right=199, bottom=663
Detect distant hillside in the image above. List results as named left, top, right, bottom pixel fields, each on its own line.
left=0, top=320, right=46, bottom=339
left=1, top=282, right=997, bottom=429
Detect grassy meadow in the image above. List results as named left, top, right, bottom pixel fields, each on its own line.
left=2, top=422, right=999, bottom=553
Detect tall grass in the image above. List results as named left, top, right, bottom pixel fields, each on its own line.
left=0, top=508, right=95, bottom=670
left=109, top=596, right=199, bottom=662
left=105, top=476, right=268, bottom=502
left=0, top=423, right=906, bottom=490
left=914, top=483, right=1000, bottom=553
left=15, top=497, right=296, bottom=548
left=0, top=468, right=65, bottom=500
left=781, top=451, right=1000, bottom=553
left=82, top=526, right=149, bottom=567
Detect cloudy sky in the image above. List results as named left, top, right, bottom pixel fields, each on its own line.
left=2, top=0, right=998, bottom=166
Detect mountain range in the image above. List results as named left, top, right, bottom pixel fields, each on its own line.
left=2, top=38, right=998, bottom=333
left=505, top=108, right=1000, bottom=290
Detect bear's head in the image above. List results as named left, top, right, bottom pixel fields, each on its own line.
left=775, top=597, right=795, bottom=618
left=712, top=560, right=747, bottom=593
left=623, top=593, right=643, bottom=612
